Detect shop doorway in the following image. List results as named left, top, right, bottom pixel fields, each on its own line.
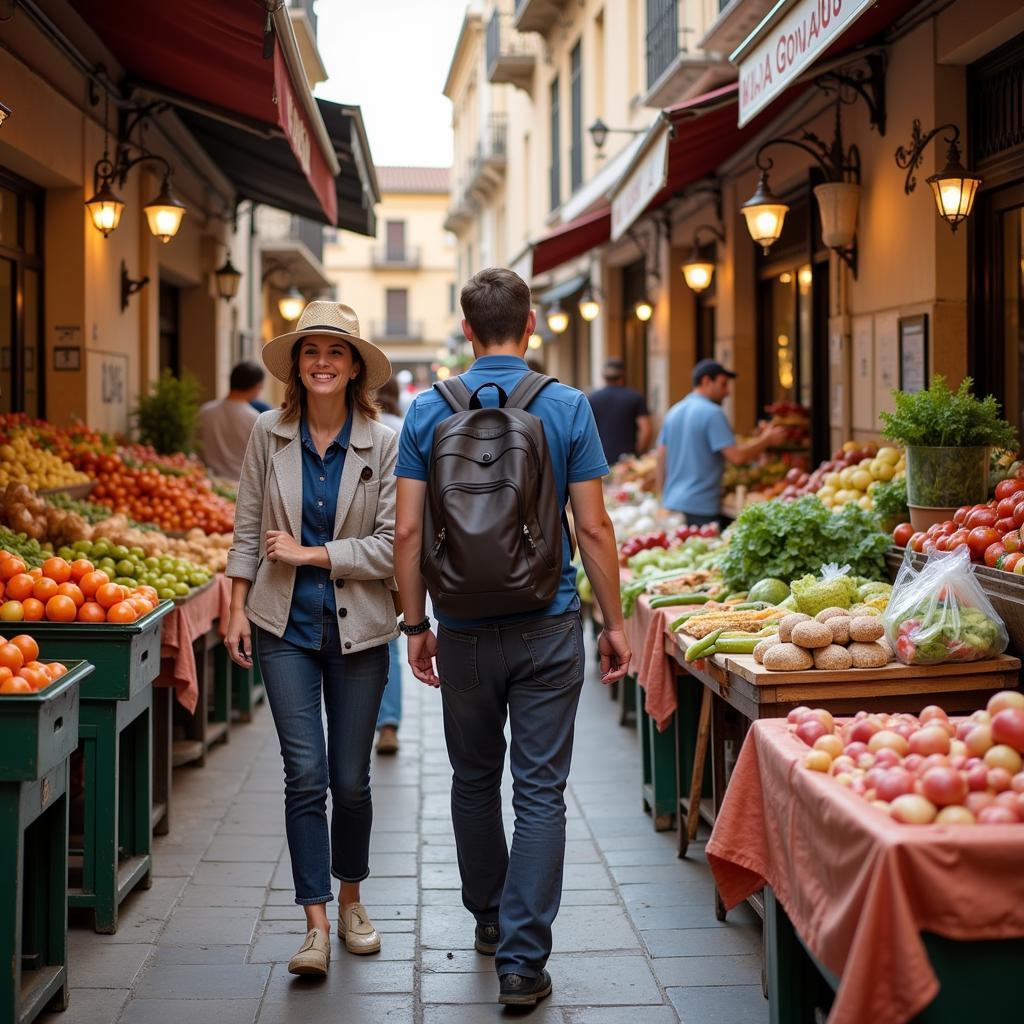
left=159, top=281, right=181, bottom=376
left=0, top=170, right=44, bottom=416
left=621, top=259, right=648, bottom=398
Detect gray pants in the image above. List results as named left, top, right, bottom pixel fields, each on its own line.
left=436, top=610, right=585, bottom=978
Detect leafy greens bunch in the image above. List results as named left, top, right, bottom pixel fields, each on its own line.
left=719, top=496, right=889, bottom=591
left=880, top=375, right=1017, bottom=450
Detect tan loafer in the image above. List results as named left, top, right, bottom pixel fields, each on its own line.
left=338, top=902, right=381, bottom=955
left=287, top=928, right=330, bottom=975
left=376, top=726, right=399, bottom=756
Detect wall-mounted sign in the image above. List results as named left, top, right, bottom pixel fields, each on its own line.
left=610, top=125, right=669, bottom=241
left=53, top=347, right=81, bottom=371
left=735, top=0, right=875, bottom=127
left=88, top=351, right=129, bottom=433
left=899, top=315, right=929, bottom=394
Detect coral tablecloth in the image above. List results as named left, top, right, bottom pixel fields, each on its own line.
left=624, top=594, right=678, bottom=732
left=707, top=719, right=1024, bottom=1024
left=154, top=574, right=231, bottom=713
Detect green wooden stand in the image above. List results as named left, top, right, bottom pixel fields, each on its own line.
left=619, top=672, right=637, bottom=727
left=0, top=663, right=88, bottom=1024
left=172, top=626, right=230, bottom=770
left=765, top=888, right=1024, bottom=1023
left=223, top=649, right=264, bottom=722
left=638, top=688, right=676, bottom=831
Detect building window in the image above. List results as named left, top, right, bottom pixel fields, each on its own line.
left=385, top=220, right=406, bottom=262
left=386, top=288, right=409, bottom=336
left=570, top=41, right=583, bottom=192
left=549, top=75, right=561, bottom=211
left=159, top=281, right=181, bottom=376
left=0, top=170, right=44, bottom=416
left=646, top=0, right=678, bottom=90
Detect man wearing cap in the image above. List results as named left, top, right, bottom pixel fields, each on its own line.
left=657, top=359, right=787, bottom=527
left=586, top=358, right=652, bottom=465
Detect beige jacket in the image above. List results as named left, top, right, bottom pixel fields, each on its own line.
left=226, top=408, right=399, bottom=652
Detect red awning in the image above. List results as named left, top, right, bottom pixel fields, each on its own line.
left=76, top=0, right=338, bottom=224
left=532, top=206, right=611, bottom=278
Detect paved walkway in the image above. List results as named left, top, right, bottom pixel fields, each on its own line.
left=44, top=638, right=767, bottom=1024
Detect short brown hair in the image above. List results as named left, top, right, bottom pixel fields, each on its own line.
left=279, top=338, right=379, bottom=424
left=460, top=268, right=531, bottom=346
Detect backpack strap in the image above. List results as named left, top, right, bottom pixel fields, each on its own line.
left=433, top=376, right=472, bottom=413
left=506, top=371, right=557, bottom=410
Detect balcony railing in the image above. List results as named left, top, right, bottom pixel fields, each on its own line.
left=486, top=11, right=537, bottom=89
left=371, top=245, right=422, bottom=269
left=646, top=0, right=679, bottom=91
left=369, top=320, right=425, bottom=342
left=514, top=0, right=564, bottom=35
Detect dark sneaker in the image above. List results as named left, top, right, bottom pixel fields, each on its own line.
left=498, top=970, right=552, bottom=1006
left=474, top=921, right=499, bottom=955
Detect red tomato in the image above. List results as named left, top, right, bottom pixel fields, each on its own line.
left=953, top=506, right=970, bottom=526
left=996, top=517, right=1017, bottom=536
left=892, top=523, right=914, bottom=547
left=1004, top=530, right=1022, bottom=553
left=995, top=478, right=1024, bottom=502
left=935, top=536, right=950, bottom=551
left=909, top=531, right=928, bottom=553
left=1000, top=552, right=1024, bottom=573
left=965, top=508, right=999, bottom=530
left=985, top=541, right=1007, bottom=567
left=969, top=526, right=1001, bottom=559
left=997, top=496, right=1021, bottom=519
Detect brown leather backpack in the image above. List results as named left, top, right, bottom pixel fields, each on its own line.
left=421, top=372, right=565, bottom=619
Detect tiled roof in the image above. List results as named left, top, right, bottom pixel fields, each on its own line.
left=376, top=166, right=450, bottom=194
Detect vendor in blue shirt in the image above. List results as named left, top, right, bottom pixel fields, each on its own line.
left=656, top=358, right=787, bottom=527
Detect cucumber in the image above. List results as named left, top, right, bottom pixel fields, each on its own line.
left=712, top=637, right=761, bottom=655
left=685, top=629, right=723, bottom=663
left=649, top=593, right=713, bottom=610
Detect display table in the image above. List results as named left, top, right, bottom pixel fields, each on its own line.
left=0, top=663, right=88, bottom=1024
left=707, top=719, right=1024, bottom=1024
left=152, top=574, right=232, bottom=834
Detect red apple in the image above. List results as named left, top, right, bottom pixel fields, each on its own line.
left=920, top=766, right=968, bottom=807
left=991, top=708, right=1024, bottom=754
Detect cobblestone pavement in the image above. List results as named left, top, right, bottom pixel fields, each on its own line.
left=43, top=638, right=767, bottom=1024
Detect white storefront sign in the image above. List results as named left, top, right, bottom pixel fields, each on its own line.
left=610, top=126, right=670, bottom=241
left=736, top=0, right=874, bottom=127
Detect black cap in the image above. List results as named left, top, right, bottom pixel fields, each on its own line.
left=692, top=358, right=737, bottom=386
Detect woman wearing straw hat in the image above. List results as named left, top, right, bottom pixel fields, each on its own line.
left=225, top=301, right=399, bottom=975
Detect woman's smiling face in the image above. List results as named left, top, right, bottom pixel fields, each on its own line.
left=297, top=335, right=360, bottom=399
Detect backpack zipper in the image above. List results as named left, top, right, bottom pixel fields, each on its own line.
left=431, top=528, right=446, bottom=557
left=522, top=524, right=537, bottom=552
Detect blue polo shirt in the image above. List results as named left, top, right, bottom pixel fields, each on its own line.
left=396, top=355, right=608, bottom=627
left=284, top=411, right=352, bottom=649
left=658, top=392, right=735, bottom=516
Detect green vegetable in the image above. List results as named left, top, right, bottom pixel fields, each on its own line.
left=711, top=637, right=760, bottom=655
left=649, top=593, right=712, bottom=609
left=685, top=629, right=722, bottom=662
left=730, top=601, right=771, bottom=611
left=747, top=578, right=790, bottom=604
left=719, top=496, right=889, bottom=592
left=670, top=611, right=709, bottom=631
left=870, top=476, right=909, bottom=531
left=790, top=566, right=858, bottom=616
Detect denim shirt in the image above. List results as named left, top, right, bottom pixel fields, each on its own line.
left=283, top=411, right=353, bottom=648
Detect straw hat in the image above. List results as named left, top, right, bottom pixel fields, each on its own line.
left=261, top=300, right=392, bottom=390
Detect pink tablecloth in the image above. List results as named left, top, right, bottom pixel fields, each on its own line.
left=707, top=719, right=1024, bottom=1024
left=624, top=594, right=678, bottom=732
left=154, top=574, right=232, bottom=713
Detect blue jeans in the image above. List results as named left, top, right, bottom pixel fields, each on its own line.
left=436, top=610, right=585, bottom=977
left=376, top=637, right=402, bottom=729
left=255, top=619, right=388, bottom=904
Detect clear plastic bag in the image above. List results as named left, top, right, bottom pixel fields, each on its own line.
left=882, top=547, right=1009, bottom=665
left=790, top=562, right=858, bottom=616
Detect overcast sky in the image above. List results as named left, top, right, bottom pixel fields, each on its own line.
left=315, top=0, right=470, bottom=169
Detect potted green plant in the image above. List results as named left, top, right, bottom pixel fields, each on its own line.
left=880, top=376, right=1018, bottom=530
left=132, top=369, right=200, bottom=455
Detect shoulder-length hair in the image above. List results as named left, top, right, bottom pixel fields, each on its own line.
left=279, top=337, right=379, bottom=424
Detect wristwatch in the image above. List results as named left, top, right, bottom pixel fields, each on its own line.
left=399, top=617, right=431, bottom=636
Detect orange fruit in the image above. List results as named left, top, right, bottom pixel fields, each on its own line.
left=77, top=602, right=106, bottom=623
left=28, top=567, right=42, bottom=580
left=0, top=643, right=24, bottom=673
left=9, top=635, right=39, bottom=663
left=32, top=577, right=58, bottom=602
left=79, top=571, right=110, bottom=598
left=0, top=667, right=12, bottom=685
left=69, top=559, right=95, bottom=582
left=134, top=585, right=159, bottom=604
left=0, top=600, right=24, bottom=622
left=0, top=557, right=26, bottom=581
left=5, top=573, right=35, bottom=602
left=106, top=601, right=138, bottom=624
left=0, top=580, right=5, bottom=600
left=20, top=663, right=49, bottom=690
left=41, top=557, right=72, bottom=584
left=0, top=676, right=31, bottom=694
left=45, top=595, right=77, bottom=623
left=21, top=598, right=44, bottom=622
left=47, top=662, right=68, bottom=680
left=129, top=597, right=154, bottom=616
left=57, top=583, right=85, bottom=608
left=95, top=583, right=124, bottom=609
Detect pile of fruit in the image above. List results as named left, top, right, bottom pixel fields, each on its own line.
left=0, top=551, right=172, bottom=623
left=47, top=540, right=210, bottom=596
left=618, top=523, right=718, bottom=565
left=777, top=442, right=905, bottom=511
left=892, top=478, right=1024, bottom=572
left=0, top=634, right=69, bottom=694
left=0, top=430, right=91, bottom=492
left=791, top=691, right=1024, bottom=825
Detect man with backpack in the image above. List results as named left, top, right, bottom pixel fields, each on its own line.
left=393, top=267, right=631, bottom=1008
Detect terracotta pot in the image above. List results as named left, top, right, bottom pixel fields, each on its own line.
left=908, top=504, right=959, bottom=532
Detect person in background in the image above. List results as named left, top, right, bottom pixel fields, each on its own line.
left=374, top=376, right=404, bottom=756
left=198, top=361, right=265, bottom=481
left=587, top=358, right=652, bottom=465
left=657, top=358, right=787, bottom=528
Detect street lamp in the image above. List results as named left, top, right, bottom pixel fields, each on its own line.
left=546, top=305, right=570, bottom=334
left=528, top=333, right=544, bottom=350
left=680, top=224, right=725, bottom=294
left=741, top=171, right=790, bottom=255
left=587, top=118, right=645, bottom=153
left=214, top=251, right=242, bottom=301
left=895, top=121, right=981, bottom=233
left=143, top=179, right=187, bottom=244
left=578, top=288, right=600, bottom=322
left=634, top=300, right=653, bottom=322
left=278, top=287, right=305, bottom=322
left=85, top=179, right=125, bottom=238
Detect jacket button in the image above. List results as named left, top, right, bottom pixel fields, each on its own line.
left=361, top=466, right=373, bottom=480
left=335, top=579, right=345, bottom=588
left=338, top=607, right=348, bottom=618
left=344, top=641, right=352, bottom=650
